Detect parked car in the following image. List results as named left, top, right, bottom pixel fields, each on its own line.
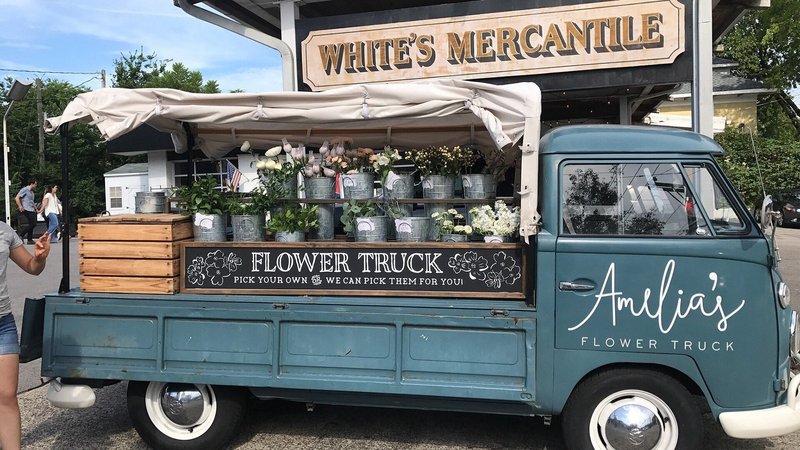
left=773, top=190, right=800, bottom=227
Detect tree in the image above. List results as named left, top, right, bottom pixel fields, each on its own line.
left=715, top=128, right=800, bottom=207
left=113, top=50, right=220, bottom=93
left=720, top=0, right=800, bottom=137
left=112, top=48, right=168, bottom=88
left=1, top=78, right=128, bottom=225
left=148, top=63, right=220, bottom=93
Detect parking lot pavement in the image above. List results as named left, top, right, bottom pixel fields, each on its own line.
left=14, top=228, right=800, bottom=449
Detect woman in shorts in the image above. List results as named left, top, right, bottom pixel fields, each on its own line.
left=0, top=223, right=51, bottom=450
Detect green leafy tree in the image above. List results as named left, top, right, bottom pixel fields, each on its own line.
left=113, top=49, right=220, bottom=93
left=112, top=48, right=169, bottom=88
left=720, top=0, right=800, bottom=138
left=1, top=78, right=128, bottom=227
left=147, top=62, right=220, bottom=93
left=715, top=128, right=800, bottom=207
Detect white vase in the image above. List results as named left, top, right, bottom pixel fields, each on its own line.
left=483, top=235, right=510, bottom=243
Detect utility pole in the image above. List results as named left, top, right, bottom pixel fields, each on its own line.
left=36, top=78, right=45, bottom=170
left=100, top=69, right=106, bottom=88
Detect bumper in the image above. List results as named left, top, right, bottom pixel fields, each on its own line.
left=719, top=374, right=800, bottom=439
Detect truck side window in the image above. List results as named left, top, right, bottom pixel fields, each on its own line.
left=562, top=163, right=709, bottom=236
left=683, top=164, right=746, bottom=234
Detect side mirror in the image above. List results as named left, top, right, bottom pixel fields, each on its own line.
left=760, top=195, right=773, bottom=230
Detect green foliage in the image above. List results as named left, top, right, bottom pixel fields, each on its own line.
left=225, top=184, right=279, bottom=215
left=340, top=200, right=383, bottom=234
left=112, top=49, right=220, bottom=93
left=268, top=205, right=319, bottom=233
left=715, top=128, right=800, bottom=207
left=720, top=0, right=800, bottom=139
left=172, top=176, right=226, bottom=215
left=112, top=48, right=168, bottom=88
left=1, top=77, right=133, bottom=225
left=720, top=0, right=800, bottom=92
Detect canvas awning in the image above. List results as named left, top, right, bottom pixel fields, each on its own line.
left=46, top=79, right=542, bottom=239
left=45, top=79, right=541, bottom=158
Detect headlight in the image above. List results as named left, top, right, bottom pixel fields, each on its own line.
left=779, top=282, right=791, bottom=308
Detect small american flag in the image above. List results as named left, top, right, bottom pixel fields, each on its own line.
left=225, top=159, right=242, bottom=192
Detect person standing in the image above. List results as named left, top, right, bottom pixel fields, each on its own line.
left=14, top=180, right=38, bottom=245
left=38, top=185, right=61, bottom=244
left=0, top=227, right=51, bottom=450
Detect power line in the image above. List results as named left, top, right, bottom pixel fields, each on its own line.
left=0, top=67, right=100, bottom=75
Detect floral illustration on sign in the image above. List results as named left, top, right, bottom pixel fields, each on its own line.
left=448, top=251, right=489, bottom=281
left=448, top=251, right=520, bottom=289
left=186, top=250, right=243, bottom=286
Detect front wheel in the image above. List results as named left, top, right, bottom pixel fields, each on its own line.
left=561, top=369, right=702, bottom=450
left=127, top=381, right=247, bottom=450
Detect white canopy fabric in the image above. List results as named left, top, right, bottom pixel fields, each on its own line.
left=46, top=79, right=542, bottom=238
left=45, top=79, right=541, bottom=158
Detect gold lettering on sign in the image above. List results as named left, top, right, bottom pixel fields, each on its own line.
left=302, top=0, right=685, bottom=89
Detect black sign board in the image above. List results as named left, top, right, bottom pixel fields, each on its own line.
left=181, top=242, right=525, bottom=298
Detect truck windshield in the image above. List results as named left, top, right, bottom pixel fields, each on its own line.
left=561, top=162, right=708, bottom=236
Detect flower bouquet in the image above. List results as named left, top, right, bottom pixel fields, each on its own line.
left=469, top=200, right=520, bottom=242
left=408, top=145, right=473, bottom=178
left=431, top=208, right=473, bottom=242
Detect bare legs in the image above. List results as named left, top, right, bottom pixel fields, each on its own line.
left=0, top=354, right=21, bottom=450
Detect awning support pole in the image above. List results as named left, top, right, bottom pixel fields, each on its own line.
left=58, top=124, right=70, bottom=294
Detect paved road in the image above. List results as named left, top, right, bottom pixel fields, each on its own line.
left=11, top=229, right=800, bottom=449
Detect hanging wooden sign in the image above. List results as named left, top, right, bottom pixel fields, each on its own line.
left=301, top=0, right=685, bottom=90
left=181, top=242, right=526, bottom=299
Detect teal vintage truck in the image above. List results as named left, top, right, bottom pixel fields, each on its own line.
left=36, top=80, right=799, bottom=449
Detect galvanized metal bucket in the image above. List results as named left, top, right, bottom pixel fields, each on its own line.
left=231, top=214, right=265, bottom=242
left=394, top=217, right=430, bottom=242
left=275, top=231, right=305, bottom=242
left=384, top=172, right=415, bottom=217
left=422, top=175, right=455, bottom=199
left=304, top=176, right=335, bottom=199
left=342, top=173, right=375, bottom=199
left=135, top=192, right=167, bottom=214
left=193, top=213, right=227, bottom=242
left=462, top=174, right=497, bottom=199
left=355, top=216, right=387, bottom=242
left=305, top=177, right=336, bottom=240
left=441, top=233, right=468, bottom=242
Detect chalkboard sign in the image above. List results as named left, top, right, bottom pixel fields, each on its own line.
left=181, top=242, right=525, bottom=298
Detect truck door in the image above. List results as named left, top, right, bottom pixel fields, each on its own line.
left=553, top=160, right=778, bottom=408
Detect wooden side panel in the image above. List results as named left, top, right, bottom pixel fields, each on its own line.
left=80, top=240, right=186, bottom=259
left=79, top=213, right=187, bottom=224
left=80, top=276, right=179, bottom=294
left=79, top=222, right=193, bottom=242
left=81, top=258, right=180, bottom=277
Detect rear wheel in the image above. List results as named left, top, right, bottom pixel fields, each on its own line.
left=561, top=369, right=702, bottom=450
left=127, top=381, right=247, bottom=450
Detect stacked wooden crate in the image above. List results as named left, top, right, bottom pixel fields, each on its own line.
left=79, top=214, right=192, bottom=294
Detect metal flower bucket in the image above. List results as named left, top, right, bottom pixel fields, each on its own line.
left=193, top=213, right=227, bottom=242
left=462, top=174, right=497, bottom=199
left=342, top=173, right=375, bottom=199
left=394, top=217, right=430, bottom=242
left=231, top=214, right=265, bottom=242
left=305, top=177, right=335, bottom=240
left=355, top=216, right=387, bottom=242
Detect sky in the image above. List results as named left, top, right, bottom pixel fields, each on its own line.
left=0, top=0, right=798, bottom=102
left=0, top=0, right=283, bottom=92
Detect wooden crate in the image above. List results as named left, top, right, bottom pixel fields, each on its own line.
left=78, top=214, right=191, bottom=294
left=79, top=214, right=192, bottom=242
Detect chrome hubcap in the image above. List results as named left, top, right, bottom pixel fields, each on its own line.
left=160, top=383, right=206, bottom=426
left=590, top=390, right=678, bottom=450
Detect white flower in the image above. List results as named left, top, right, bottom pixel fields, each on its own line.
left=265, top=146, right=282, bottom=157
